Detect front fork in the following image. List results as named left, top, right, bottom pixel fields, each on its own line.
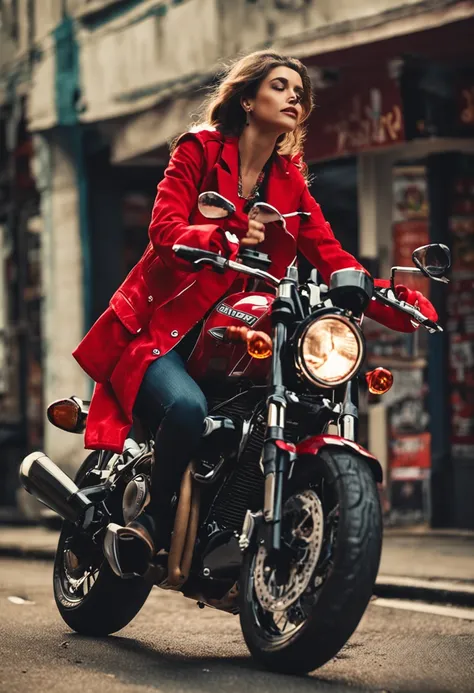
left=260, top=381, right=359, bottom=553
left=260, top=271, right=360, bottom=552
left=261, top=271, right=298, bottom=553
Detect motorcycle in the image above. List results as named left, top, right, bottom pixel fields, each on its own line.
left=19, top=192, right=450, bottom=674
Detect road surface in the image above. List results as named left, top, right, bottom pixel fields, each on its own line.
left=1, top=558, right=473, bottom=693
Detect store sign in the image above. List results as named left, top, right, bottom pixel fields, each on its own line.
left=390, top=432, right=431, bottom=474
left=305, top=72, right=405, bottom=161
left=392, top=166, right=430, bottom=296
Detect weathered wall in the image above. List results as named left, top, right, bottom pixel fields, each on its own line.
left=22, top=0, right=474, bottom=131
left=0, top=1, right=20, bottom=103
left=76, top=0, right=474, bottom=124
left=33, top=132, right=89, bottom=472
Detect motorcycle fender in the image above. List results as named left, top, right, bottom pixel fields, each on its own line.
left=296, top=435, right=383, bottom=483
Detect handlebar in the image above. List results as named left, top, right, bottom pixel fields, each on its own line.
left=172, top=245, right=443, bottom=332
left=172, top=244, right=279, bottom=288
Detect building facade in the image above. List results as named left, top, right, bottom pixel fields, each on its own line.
left=1, top=0, right=474, bottom=524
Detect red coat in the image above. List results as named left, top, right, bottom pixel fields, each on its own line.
left=73, top=128, right=415, bottom=453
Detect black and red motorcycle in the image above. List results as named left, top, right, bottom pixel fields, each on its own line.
left=19, top=192, right=450, bottom=674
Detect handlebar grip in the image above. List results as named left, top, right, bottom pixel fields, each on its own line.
left=173, top=245, right=208, bottom=262
left=172, top=244, right=228, bottom=273
left=420, top=317, right=443, bottom=333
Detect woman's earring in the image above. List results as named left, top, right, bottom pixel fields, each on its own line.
left=246, top=108, right=252, bottom=126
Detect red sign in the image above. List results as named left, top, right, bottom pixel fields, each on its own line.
left=305, top=69, right=405, bottom=162
left=393, top=221, right=429, bottom=265
left=390, top=432, right=431, bottom=473
left=392, top=167, right=430, bottom=295
left=392, top=221, right=430, bottom=295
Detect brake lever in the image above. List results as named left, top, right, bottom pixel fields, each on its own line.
left=172, top=244, right=228, bottom=272
left=193, top=256, right=228, bottom=273
left=401, top=303, right=442, bottom=333
left=374, top=288, right=443, bottom=333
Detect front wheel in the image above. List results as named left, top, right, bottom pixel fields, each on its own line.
left=53, top=452, right=152, bottom=636
left=239, top=448, right=382, bottom=674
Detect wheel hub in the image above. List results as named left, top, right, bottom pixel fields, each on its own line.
left=253, top=489, right=324, bottom=613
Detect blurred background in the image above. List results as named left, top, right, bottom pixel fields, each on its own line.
left=1, top=0, right=474, bottom=530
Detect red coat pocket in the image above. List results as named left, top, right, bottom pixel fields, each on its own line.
left=109, top=290, right=145, bottom=336
left=72, top=307, right=134, bottom=384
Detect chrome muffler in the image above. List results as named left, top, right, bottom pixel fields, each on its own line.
left=19, top=452, right=93, bottom=523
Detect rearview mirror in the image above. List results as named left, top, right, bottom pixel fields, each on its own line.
left=249, top=202, right=283, bottom=225
left=198, top=192, right=236, bottom=219
left=412, top=243, right=451, bottom=283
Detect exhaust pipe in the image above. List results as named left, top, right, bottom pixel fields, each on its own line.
left=19, top=452, right=93, bottom=523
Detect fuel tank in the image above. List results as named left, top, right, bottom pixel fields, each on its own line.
left=187, top=291, right=274, bottom=383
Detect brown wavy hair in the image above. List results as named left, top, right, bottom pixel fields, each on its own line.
left=175, top=50, right=313, bottom=165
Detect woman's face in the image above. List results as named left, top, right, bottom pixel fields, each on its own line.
left=246, top=66, right=305, bottom=134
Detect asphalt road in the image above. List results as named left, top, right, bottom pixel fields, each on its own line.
left=1, top=558, right=473, bottom=693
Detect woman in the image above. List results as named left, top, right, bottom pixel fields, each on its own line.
left=73, top=50, right=437, bottom=570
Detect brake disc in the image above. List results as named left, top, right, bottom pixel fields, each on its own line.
left=253, top=489, right=324, bottom=613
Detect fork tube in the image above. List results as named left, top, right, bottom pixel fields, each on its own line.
left=339, top=379, right=359, bottom=442
left=262, top=321, right=287, bottom=547
left=261, top=272, right=296, bottom=552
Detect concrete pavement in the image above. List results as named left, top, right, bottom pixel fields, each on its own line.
left=378, top=528, right=474, bottom=606
left=0, top=523, right=473, bottom=603
left=0, top=524, right=59, bottom=560
left=1, top=557, right=474, bottom=693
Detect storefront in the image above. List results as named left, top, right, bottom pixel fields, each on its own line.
left=301, top=18, right=474, bottom=527
left=91, top=16, right=474, bottom=527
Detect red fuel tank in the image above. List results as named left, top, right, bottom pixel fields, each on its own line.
left=187, top=291, right=274, bottom=383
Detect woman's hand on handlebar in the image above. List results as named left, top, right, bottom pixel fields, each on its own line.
left=241, top=218, right=265, bottom=247
left=395, top=285, right=438, bottom=322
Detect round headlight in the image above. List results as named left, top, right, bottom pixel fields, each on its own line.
left=297, top=315, right=364, bottom=388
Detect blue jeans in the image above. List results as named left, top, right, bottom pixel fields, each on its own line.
left=134, top=349, right=207, bottom=528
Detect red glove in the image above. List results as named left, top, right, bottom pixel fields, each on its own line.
left=395, top=285, right=438, bottom=323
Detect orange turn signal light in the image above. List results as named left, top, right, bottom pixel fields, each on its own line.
left=365, top=367, right=393, bottom=395
left=246, top=330, right=272, bottom=359
left=47, top=399, right=80, bottom=432
left=224, top=325, right=272, bottom=359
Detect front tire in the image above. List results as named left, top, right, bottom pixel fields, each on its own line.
left=239, top=448, right=382, bottom=674
left=53, top=452, right=152, bottom=636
